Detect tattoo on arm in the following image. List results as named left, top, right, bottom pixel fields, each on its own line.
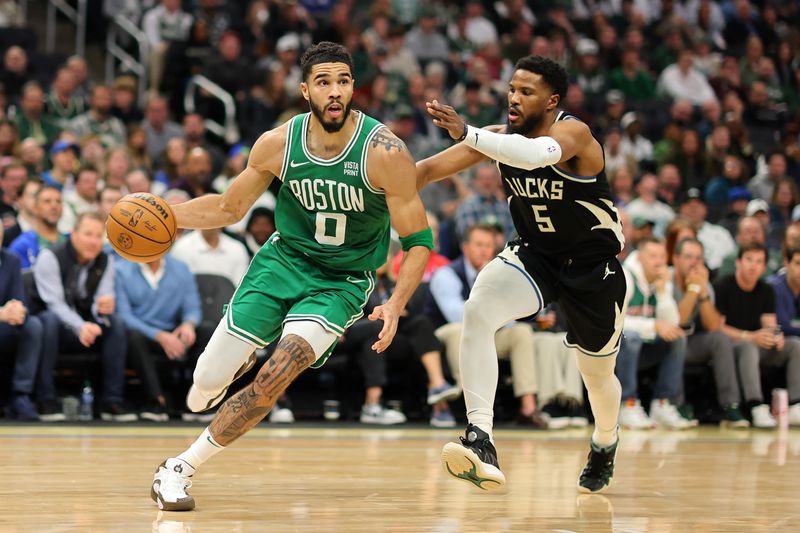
left=370, top=128, right=408, bottom=153
left=209, top=335, right=315, bottom=446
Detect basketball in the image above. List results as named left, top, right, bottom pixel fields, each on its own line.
left=106, top=193, right=177, bottom=262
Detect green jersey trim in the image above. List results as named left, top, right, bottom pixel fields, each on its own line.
left=300, top=112, right=365, bottom=166
left=360, top=123, right=385, bottom=195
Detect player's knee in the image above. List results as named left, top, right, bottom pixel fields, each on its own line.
left=192, top=358, right=229, bottom=396
left=463, top=297, right=495, bottom=331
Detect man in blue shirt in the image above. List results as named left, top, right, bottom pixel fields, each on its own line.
left=9, top=185, right=65, bottom=269
left=116, top=254, right=203, bottom=421
left=766, top=245, right=800, bottom=427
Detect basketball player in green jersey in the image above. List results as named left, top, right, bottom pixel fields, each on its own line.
left=150, top=42, right=432, bottom=511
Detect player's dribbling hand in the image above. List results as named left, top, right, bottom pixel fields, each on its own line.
left=368, top=303, right=400, bottom=353
left=426, top=100, right=467, bottom=140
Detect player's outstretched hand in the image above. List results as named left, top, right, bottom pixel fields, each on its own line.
left=368, top=303, right=400, bottom=353
left=426, top=99, right=467, bottom=140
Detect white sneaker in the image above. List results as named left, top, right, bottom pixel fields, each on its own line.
left=789, top=404, right=800, bottom=427
left=269, top=406, right=295, bottom=423
left=151, top=460, right=195, bottom=511
left=649, top=399, right=692, bottom=430
left=360, top=404, right=406, bottom=425
left=618, top=399, right=655, bottom=430
left=751, top=404, right=777, bottom=429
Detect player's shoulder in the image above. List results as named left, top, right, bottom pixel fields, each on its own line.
left=253, top=119, right=292, bottom=150
left=366, top=126, right=414, bottom=168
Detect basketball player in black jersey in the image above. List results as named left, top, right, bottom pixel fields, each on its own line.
left=417, top=56, right=627, bottom=493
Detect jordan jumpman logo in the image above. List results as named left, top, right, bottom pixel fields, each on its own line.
left=603, top=262, right=616, bottom=280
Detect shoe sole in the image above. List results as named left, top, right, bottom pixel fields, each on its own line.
left=39, top=413, right=66, bottom=422
left=720, top=420, right=750, bottom=429
left=151, top=462, right=195, bottom=512
left=359, top=416, right=406, bottom=425
left=427, top=387, right=462, bottom=405
left=441, top=442, right=505, bottom=491
left=577, top=479, right=611, bottom=494
left=140, top=413, right=170, bottom=422
left=570, top=417, right=589, bottom=428
left=545, top=416, right=571, bottom=430
left=100, top=413, right=138, bottom=422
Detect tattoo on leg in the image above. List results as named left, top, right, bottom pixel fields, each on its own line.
left=209, top=335, right=315, bottom=446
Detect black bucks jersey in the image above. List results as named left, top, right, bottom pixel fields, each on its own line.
left=498, top=111, right=624, bottom=264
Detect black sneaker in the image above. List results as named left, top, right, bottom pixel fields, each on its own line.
left=578, top=439, right=618, bottom=494
left=38, top=399, right=66, bottom=422
left=140, top=403, right=170, bottom=422
left=542, top=400, right=570, bottom=429
left=441, top=424, right=505, bottom=491
left=100, top=402, right=138, bottom=422
left=720, top=403, right=750, bottom=429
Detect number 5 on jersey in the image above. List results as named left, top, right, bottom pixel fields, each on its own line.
left=315, top=212, right=347, bottom=245
left=532, top=205, right=555, bottom=232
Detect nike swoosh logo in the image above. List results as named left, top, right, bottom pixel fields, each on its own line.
left=346, top=276, right=366, bottom=284
left=289, top=160, right=309, bottom=168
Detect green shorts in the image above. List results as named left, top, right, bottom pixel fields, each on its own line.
left=224, top=233, right=376, bottom=368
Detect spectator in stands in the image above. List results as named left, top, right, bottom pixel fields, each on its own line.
left=657, top=164, right=683, bottom=208
left=705, top=154, right=747, bottom=217
left=182, top=113, right=224, bottom=175
left=624, top=173, right=675, bottom=238
left=767, top=245, right=800, bottom=426
left=532, top=303, right=588, bottom=429
left=65, top=56, right=90, bottom=104
left=212, top=143, right=248, bottom=193
left=174, top=147, right=214, bottom=199
left=669, top=129, right=706, bottom=191
left=143, top=0, right=194, bottom=93
left=454, top=163, right=514, bottom=242
left=18, top=138, right=45, bottom=176
left=0, top=119, right=18, bottom=157
left=768, top=178, right=797, bottom=243
left=14, top=82, right=60, bottom=147
left=125, top=169, right=164, bottom=197
left=9, top=185, right=64, bottom=269
left=610, top=48, right=656, bottom=103
left=657, top=49, right=718, bottom=107
left=60, top=166, right=98, bottom=232
left=116, top=253, right=202, bottom=421
left=69, top=85, right=126, bottom=148
left=241, top=207, right=274, bottom=257
left=0, top=224, right=45, bottom=420
left=0, top=46, right=30, bottom=105
left=718, top=186, right=752, bottom=237
left=97, top=186, right=122, bottom=223
left=749, top=151, right=789, bottom=202
left=142, top=95, right=183, bottom=163
left=672, top=237, right=749, bottom=427
left=608, top=165, right=634, bottom=208
left=203, top=32, right=250, bottom=102
left=44, top=67, right=85, bottom=129
left=678, top=188, right=736, bottom=272
left=405, top=7, right=450, bottom=66
left=4, top=177, right=38, bottom=245
left=714, top=241, right=794, bottom=428
left=618, top=112, right=653, bottom=165
left=429, top=223, right=546, bottom=428
left=153, top=137, right=186, bottom=188
left=33, top=212, right=135, bottom=421
left=171, top=226, right=249, bottom=287
left=618, top=238, right=691, bottom=430
left=110, top=76, right=143, bottom=126
left=573, top=39, right=607, bottom=115
left=0, top=161, right=25, bottom=229
left=41, top=141, right=78, bottom=191
left=341, top=257, right=460, bottom=427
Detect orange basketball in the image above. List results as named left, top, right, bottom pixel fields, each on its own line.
left=106, top=193, right=177, bottom=262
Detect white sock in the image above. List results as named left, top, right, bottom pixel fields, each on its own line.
left=174, top=428, right=225, bottom=471
left=577, top=352, right=622, bottom=448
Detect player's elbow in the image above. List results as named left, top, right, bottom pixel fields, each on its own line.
left=219, top=195, right=245, bottom=224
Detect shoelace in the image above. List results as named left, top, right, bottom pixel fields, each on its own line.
left=163, top=470, right=192, bottom=496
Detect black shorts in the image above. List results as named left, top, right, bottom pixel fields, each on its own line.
left=500, top=242, right=628, bottom=356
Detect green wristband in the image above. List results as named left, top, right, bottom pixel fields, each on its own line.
left=400, top=226, right=434, bottom=251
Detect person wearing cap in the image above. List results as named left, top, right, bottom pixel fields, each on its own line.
left=610, top=48, right=656, bottom=103
left=594, top=89, right=626, bottom=134
left=718, top=213, right=782, bottom=279
left=572, top=38, right=608, bottom=115
left=718, top=185, right=752, bottom=236
left=678, top=187, right=736, bottom=271
left=624, top=173, right=675, bottom=238
left=630, top=216, right=655, bottom=246
left=619, top=111, right=653, bottom=164
left=68, top=85, right=127, bottom=148
left=41, top=140, right=78, bottom=191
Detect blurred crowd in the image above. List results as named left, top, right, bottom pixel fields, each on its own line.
left=0, top=0, right=799, bottom=428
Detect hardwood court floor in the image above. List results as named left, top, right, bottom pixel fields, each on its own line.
left=0, top=424, right=798, bottom=532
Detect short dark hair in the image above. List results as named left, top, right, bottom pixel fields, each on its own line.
left=75, top=210, right=104, bottom=229
left=738, top=241, right=767, bottom=261
left=784, top=245, right=800, bottom=263
left=674, top=237, right=703, bottom=256
left=300, top=41, right=353, bottom=81
left=636, top=236, right=664, bottom=250
left=35, top=184, right=61, bottom=202
left=464, top=223, right=502, bottom=243
left=514, top=55, right=568, bottom=101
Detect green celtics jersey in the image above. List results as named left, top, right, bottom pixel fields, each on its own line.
left=275, top=111, right=390, bottom=272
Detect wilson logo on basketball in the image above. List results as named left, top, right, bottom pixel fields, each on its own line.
left=132, top=193, right=170, bottom=220
left=117, top=232, right=133, bottom=250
